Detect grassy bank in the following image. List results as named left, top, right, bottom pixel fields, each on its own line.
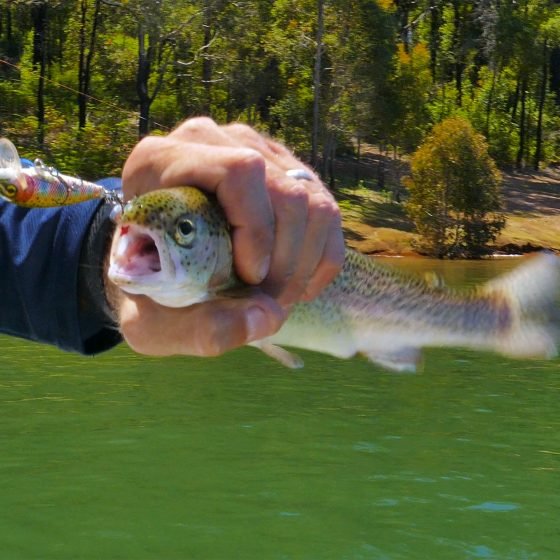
left=335, top=156, right=560, bottom=256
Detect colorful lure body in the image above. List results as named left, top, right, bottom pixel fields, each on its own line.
left=0, top=138, right=120, bottom=208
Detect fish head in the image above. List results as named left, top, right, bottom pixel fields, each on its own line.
left=108, top=187, right=233, bottom=307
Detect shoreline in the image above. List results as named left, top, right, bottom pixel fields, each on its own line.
left=342, top=222, right=559, bottom=260
left=334, top=149, right=560, bottom=260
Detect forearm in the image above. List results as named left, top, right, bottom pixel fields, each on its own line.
left=0, top=199, right=122, bottom=353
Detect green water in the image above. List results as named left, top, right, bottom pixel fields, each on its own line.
left=1, top=259, right=559, bottom=560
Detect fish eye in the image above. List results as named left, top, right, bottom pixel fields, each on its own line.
left=174, top=215, right=196, bottom=247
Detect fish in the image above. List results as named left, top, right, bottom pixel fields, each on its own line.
left=0, top=138, right=119, bottom=207
left=108, top=186, right=560, bottom=372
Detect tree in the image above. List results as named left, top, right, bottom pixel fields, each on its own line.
left=404, top=117, right=505, bottom=258
left=533, top=8, right=560, bottom=168
left=311, top=0, right=324, bottom=168
left=77, top=0, right=102, bottom=129
left=100, top=0, right=195, bottom=137
left=31, top=0, right=48, bottom=146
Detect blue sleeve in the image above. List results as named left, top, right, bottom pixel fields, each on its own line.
left=0, top=182, right=122, bottom=354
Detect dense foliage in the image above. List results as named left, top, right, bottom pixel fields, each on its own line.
left=1, top=0, right=559, bottom=179
left=405, top=117, right=505, bottom=257
left=0, top=0, right=560, bottom=174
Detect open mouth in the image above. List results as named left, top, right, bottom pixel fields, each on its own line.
left=110, top=224, right=163, bottom=280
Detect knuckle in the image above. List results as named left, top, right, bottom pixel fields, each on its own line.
left=224, top=149, right=267, bottom=198
left=133, top=135, right=161, bottom=155
left=123, top=136, right=165, bottom=173
left=287, top=182, right=309, bottom=201
left=272, top=182, right=309, bottom=215
left=285, top=183, right=310, bottom=209
left=309, top=195, right=341, bottom=226
left=265, top=138, right=292, bottom=157
left=175, top=116, right=218, bottom=137
left=221, top=148, right=266, bottom=186
left=231, top=147, right=266, bottom=172
left=225, top=122, right=257, bottom=140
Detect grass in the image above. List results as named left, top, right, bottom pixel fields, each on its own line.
left=333, top=153, right=560, bottom=256
left=336, top=186, right=418, bottom=255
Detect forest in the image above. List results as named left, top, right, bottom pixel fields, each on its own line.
left=0, top=0, right=560, bottom=182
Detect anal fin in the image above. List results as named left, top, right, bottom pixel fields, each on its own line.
left=250, top=341, right=305, bottom=369
left=364, top=346, right=423, bottom=373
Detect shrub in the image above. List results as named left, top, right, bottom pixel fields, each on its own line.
left=404, top=117, right=505, bottom=258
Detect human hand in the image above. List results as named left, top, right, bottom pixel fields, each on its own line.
left=111, top=117, right=344, bottom=357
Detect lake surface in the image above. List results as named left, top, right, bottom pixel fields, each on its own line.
left=1, top=258, right=559, bottom=559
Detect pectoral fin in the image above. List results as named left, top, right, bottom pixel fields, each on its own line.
left=364, top=346, right=423, bottom=373
left=250, top=341, right=305, bottom=369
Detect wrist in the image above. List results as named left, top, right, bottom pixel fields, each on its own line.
left=79, top=201, right=120, bottom=327
left=103, top=246, right=123, bottom=322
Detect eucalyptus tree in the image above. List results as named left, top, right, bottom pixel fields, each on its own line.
left=405, top=117, right=504, bottom=258
left=18, top=0, right=72, bottom=146
left=532, top=5, right=560, bottom=168
left=77, top=0, right=103, bottom=129
left=100, top=0, right=197, bottom=137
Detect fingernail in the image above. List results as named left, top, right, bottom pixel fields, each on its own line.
left=245, top=306, right=270, bottom=342
left=256, top=255, right=270, bottom=283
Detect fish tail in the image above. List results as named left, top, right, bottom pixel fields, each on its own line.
left=484, top=251, right=560, bottom=359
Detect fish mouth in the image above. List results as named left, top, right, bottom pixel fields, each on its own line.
left=108, top=223, right=168, bottom=286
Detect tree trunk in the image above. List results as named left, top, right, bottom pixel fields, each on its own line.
left=452, top=0, right=463, bottom=107
left=354, top=135, right=361, bottom=185
left=78, top=0, right=87, bottom=128
left=511, top=77, right=520, bottom=121
left=201, top=2, right=213, bottom=115
left=32, top=2, right=48, bottom=147
left=321, top=130, right=331, bottom=180
left=328, top=134, right=336, bottom=190
left=484, top=66, right=497, bottom=140
left=1, top=4, right=13, bottom=45
left=7, top=5, right=12, bottom=43
left=78, top=0, right=102, bottom=129
left=534, top=40, right=548, bottom=170
left=136, top=22, right=151, bottom=138
left=429, top=1, right=440, bottom=83
left=550, top=47, right=560, bottom=105
left=398, top=3, right=410, bottom=52
left=311, top=0, right=324, bottom=168
left=516, top=77, right=527, bottom=169
left=455, top=63, right=463, bottom=107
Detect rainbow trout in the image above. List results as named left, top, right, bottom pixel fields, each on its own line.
left=108, top=187, right=560, bottom=372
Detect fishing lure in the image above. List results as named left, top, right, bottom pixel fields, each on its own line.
left=0, top=138, right=121, bottom=208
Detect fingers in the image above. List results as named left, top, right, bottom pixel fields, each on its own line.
left=263, top=177, right=344, bottom=304
left=159, top=144, right=275, bottom=285
left=212, top=150, right=273, bottom=285
left=122, top=138, right=274, bottom=285
left=261, top=181, right=308, bottom=299
left=300, top=198, right=345, bottom=301
left=119, top=293, right=286, bottom=357
left=120, top=116, right=345, bottom=342
left=222, top=123, right=344, bottom=303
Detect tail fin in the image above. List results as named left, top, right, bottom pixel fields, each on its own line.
left=484, top=252, right=560, bottom=359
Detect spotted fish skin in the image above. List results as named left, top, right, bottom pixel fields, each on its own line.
left=108, top=186, right=560, bottom=372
